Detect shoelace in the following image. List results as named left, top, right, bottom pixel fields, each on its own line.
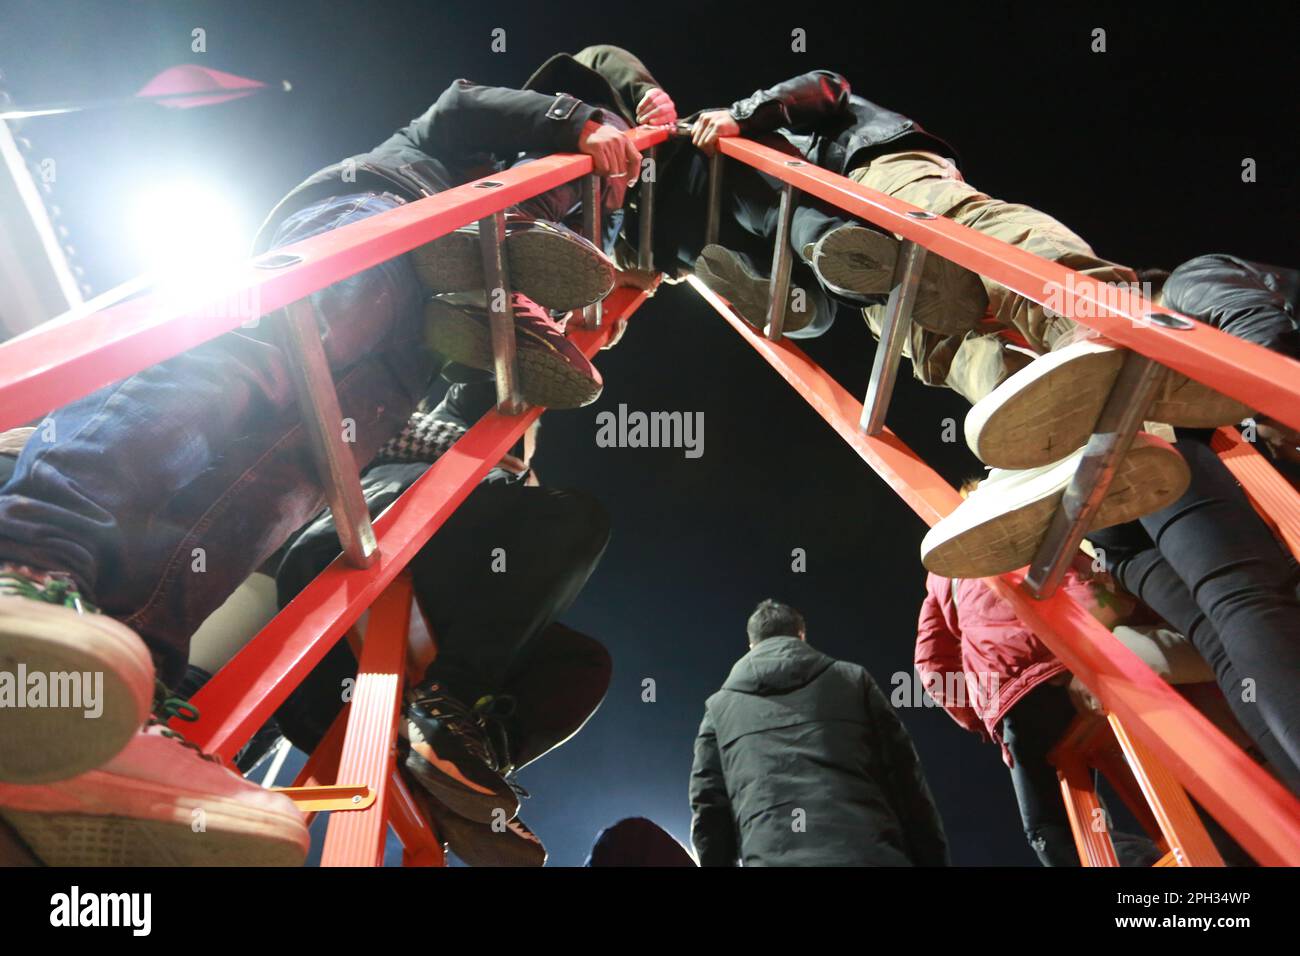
left=0, top=566, right=98, bottom=614
left=148, top=681, right=221, bottom=763
left=409, top=686, right=516, bottom=772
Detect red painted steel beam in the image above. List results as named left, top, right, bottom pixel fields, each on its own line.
left=179, top=285, right=652, bottom=759
left=720, top=137, right=1300, bottom=434
left=0, top=127, right=667, bottom=432
left=320, top=572, right=411, bottom=867
left=692, top=276, right=1300, bottom=865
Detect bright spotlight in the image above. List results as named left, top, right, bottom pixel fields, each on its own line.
left=129, top=181, right=246, bottom=281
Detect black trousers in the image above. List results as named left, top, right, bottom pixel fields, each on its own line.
left=1001, top=683, right=1082, bottom=866
left=273, top=467, right=611, bottom=756
left=1089, top=433, right=1300, bottom=793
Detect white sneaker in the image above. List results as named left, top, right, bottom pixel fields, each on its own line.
left=921, top=432, right=1191, bottom=579
left=965, top=339, right=1254, bottom=469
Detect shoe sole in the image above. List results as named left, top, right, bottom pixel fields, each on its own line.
left=411, top=230, right=614, bottom=313
left=0, top=775, right=308, bottom=866
left=921, top=436, right=1191, bottom=579
left=406, top=782, right=544, bottom=867
left=0, top=597, right=154, bottom=784
left=403, top=744, right=519, bottom=826
left=425, top=300, right=602, bottom=409
left=966, top=340, right=1254, bottom=469
left=814, top=226, right=987, bottom=335
left=696, top=245, right=813, bottom=334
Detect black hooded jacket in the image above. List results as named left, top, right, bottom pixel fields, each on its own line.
left=1161, top=254, right=1300, bottom=360
left=253, top=79, right=603, bottom=252
left=690, top=636, right=949, bottom=867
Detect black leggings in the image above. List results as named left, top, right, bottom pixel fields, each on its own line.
left=1089, top=433, right=1300, bottom=793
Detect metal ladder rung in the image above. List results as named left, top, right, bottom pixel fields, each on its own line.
left=1024, top=351, right=1165, bottom=597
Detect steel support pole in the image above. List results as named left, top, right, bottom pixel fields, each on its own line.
left=859, top=240, right=927, bottom=435
left=275, top=298, right=377, bottom=568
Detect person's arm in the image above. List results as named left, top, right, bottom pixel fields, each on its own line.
left=689, top=710, right=738, bottom=866
left=728, top=70, right=851, bottom=134
left=914, top=585, right=986, bottom=738
left=1162, top=254, right=1300, bottom=360
left=863, top=673, right=951, bottom=866
left=573, top=44, right=676, bottom=125
left=400, top=79, right=600, bottom=162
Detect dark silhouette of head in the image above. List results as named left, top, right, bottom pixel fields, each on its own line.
left=746, top=599, right=806, bottom=646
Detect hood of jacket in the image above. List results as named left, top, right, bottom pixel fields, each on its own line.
left=722, top=636, right=836, bottom=695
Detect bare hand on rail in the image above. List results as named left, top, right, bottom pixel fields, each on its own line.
left=578, top=121, right=643, bottom=183
left=636, top=87, right=678, bottom=126
left=692, top=109, right=740, bottom=155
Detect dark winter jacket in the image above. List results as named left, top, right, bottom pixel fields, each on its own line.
left=727, top=70, right=957, bottom=174
left=254, top=80, right=604, bottom=252
left=690, top=636, right=949, bottom=867
left=1161, top=254, right=1300, bottom=361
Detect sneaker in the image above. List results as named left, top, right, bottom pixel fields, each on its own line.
left=0, top=704, right=309, bottom=866
left=694, top=244, right=816, bottom=334
left=410, top=217, right=615, bottom=313
left=0, top=566, right=154, bottom=783
left=965, top=339, right=1254, bottom=469
left=920, top=433, right=1191, bottom=579
left=803, top=224, right=987, bottom=335
left=400, top=682, right=520, bottom=825
left=425, top=292, right=603, bottom=409
left=406, top=777, right=545, bottom=867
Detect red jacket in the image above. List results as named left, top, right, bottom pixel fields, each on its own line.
left=913, top=560, right=1104, bottom=765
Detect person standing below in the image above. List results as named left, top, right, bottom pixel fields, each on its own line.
left=689, top=599, right=949, bottom=866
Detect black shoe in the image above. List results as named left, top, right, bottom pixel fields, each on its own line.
left=411, top=217, right=614, bottom=313
left=694, top=244, right=816, bottom=334
left=400, top=683, right=519, bottom=824
left=406, top=777, right=545, bottom=867
left=803, top=224, right=987, bottom=335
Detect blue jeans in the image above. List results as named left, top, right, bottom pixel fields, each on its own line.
left=0, top=192, right=434, bottom=686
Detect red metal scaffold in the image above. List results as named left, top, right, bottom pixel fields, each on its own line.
left=0, top=122, right=1297, bottom=866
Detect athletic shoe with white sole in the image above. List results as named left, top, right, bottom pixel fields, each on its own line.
left=410, top=217, right=615, bottom=313
left=0, top=565, right=154, bottom=784
left=965, top=339, right=1254, bottom=469
left=401, top=682, right=520, bottom=825
left=0, top=720, right=309, bottom=866
left=406, top=778, right=545, bottom=867
left=803, top=224, right=988, bottom=335
left=694, top=244, right=817, bottom=334
left=920, top=432, right=1191, bottom=579
left=425, top=292, right=603, bottom=409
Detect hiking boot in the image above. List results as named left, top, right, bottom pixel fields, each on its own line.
left=0, top=565, right=154, bottom=783
left=0, top=697, right=309, bottom=866
left=803, top=224, right=987, bottom=335
left=694, top=244, right=816, bottom=334
left=920, top=433, right=1191, bottom=579
left=411, top=217, right=615, bottom=312
left=425, top=292, right=603, bottom=409
left=401, top=682, right=519, bottom=825
left=965, top=339, right=1254, bottom=469
left=406, top=775, right=545, bottom=867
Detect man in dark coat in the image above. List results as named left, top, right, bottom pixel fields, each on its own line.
left=689, top=599, right=949, bottom=866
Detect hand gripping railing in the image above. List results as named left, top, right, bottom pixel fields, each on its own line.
left=0, top=125, right=666, bottom=866
left=693, top=136, right=1300, bottom=866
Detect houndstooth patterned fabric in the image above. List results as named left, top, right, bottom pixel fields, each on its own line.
left=373, top=411, right=466, bottom=465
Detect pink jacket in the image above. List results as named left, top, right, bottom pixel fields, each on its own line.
left=914, top=559, right=1104, bottom=765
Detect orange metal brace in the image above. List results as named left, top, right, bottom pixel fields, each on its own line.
left=690, top=274, right=1300, bottom=865
left=319, top=572, right=413, bottom=866
left=1212, top=425, right=1300, bottom=558
left=1050, top=714, right=1224, bottom=866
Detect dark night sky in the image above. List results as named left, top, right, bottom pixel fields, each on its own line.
left=2, top=1, right=1295, bottom=865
